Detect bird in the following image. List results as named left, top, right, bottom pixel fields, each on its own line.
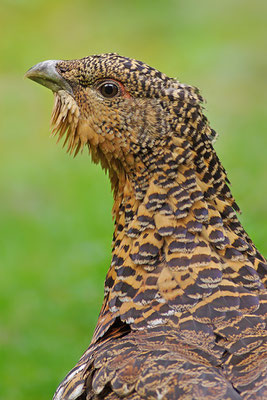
left=25, top=53, right=267, bottom=400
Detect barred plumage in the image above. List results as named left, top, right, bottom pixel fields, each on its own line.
left=26, top=53, right=267, bottom=400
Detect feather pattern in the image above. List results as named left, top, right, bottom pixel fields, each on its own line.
left=26, top=53, right=267, bottom=400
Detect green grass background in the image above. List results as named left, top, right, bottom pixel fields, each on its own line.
left=0, top=0, right=266, bottom=399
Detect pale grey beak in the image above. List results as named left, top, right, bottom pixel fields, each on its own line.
left=25, top=60, right=73, bottom=95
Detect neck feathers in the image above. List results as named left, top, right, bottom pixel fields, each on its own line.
left=92, top=130, right=266, bottom=342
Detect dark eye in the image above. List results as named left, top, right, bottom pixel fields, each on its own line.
left=98, top=81, right=119, bottom=98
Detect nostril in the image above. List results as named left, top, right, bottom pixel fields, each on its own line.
left=58, top=65, right=69, bottom=73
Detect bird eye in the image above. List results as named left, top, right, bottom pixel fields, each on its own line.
left=98, top=81, right=119, bottom=98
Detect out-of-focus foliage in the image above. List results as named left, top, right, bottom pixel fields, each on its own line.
left=0, top=1, right=266, bottom=399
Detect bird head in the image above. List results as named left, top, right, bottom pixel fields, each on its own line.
left=26, top=52, right=225, bottom=213
left=26, top=54, right=208, bottom=177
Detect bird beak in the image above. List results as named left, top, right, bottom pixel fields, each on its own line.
left=25, top=60, right=73, bottom=95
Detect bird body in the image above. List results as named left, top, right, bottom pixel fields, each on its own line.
left=25, top=54, right=267, bottom=400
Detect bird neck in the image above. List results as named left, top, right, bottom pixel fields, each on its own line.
left=92, top=131, right=265, bottom=343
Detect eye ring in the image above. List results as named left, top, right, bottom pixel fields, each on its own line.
left=97, top=81, right=120, bottom=98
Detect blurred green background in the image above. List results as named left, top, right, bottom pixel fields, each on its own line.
left=0, top=0, right=266, bottom=399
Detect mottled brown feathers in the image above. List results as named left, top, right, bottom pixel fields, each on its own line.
left=26, top=53, right=267, bottom=400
